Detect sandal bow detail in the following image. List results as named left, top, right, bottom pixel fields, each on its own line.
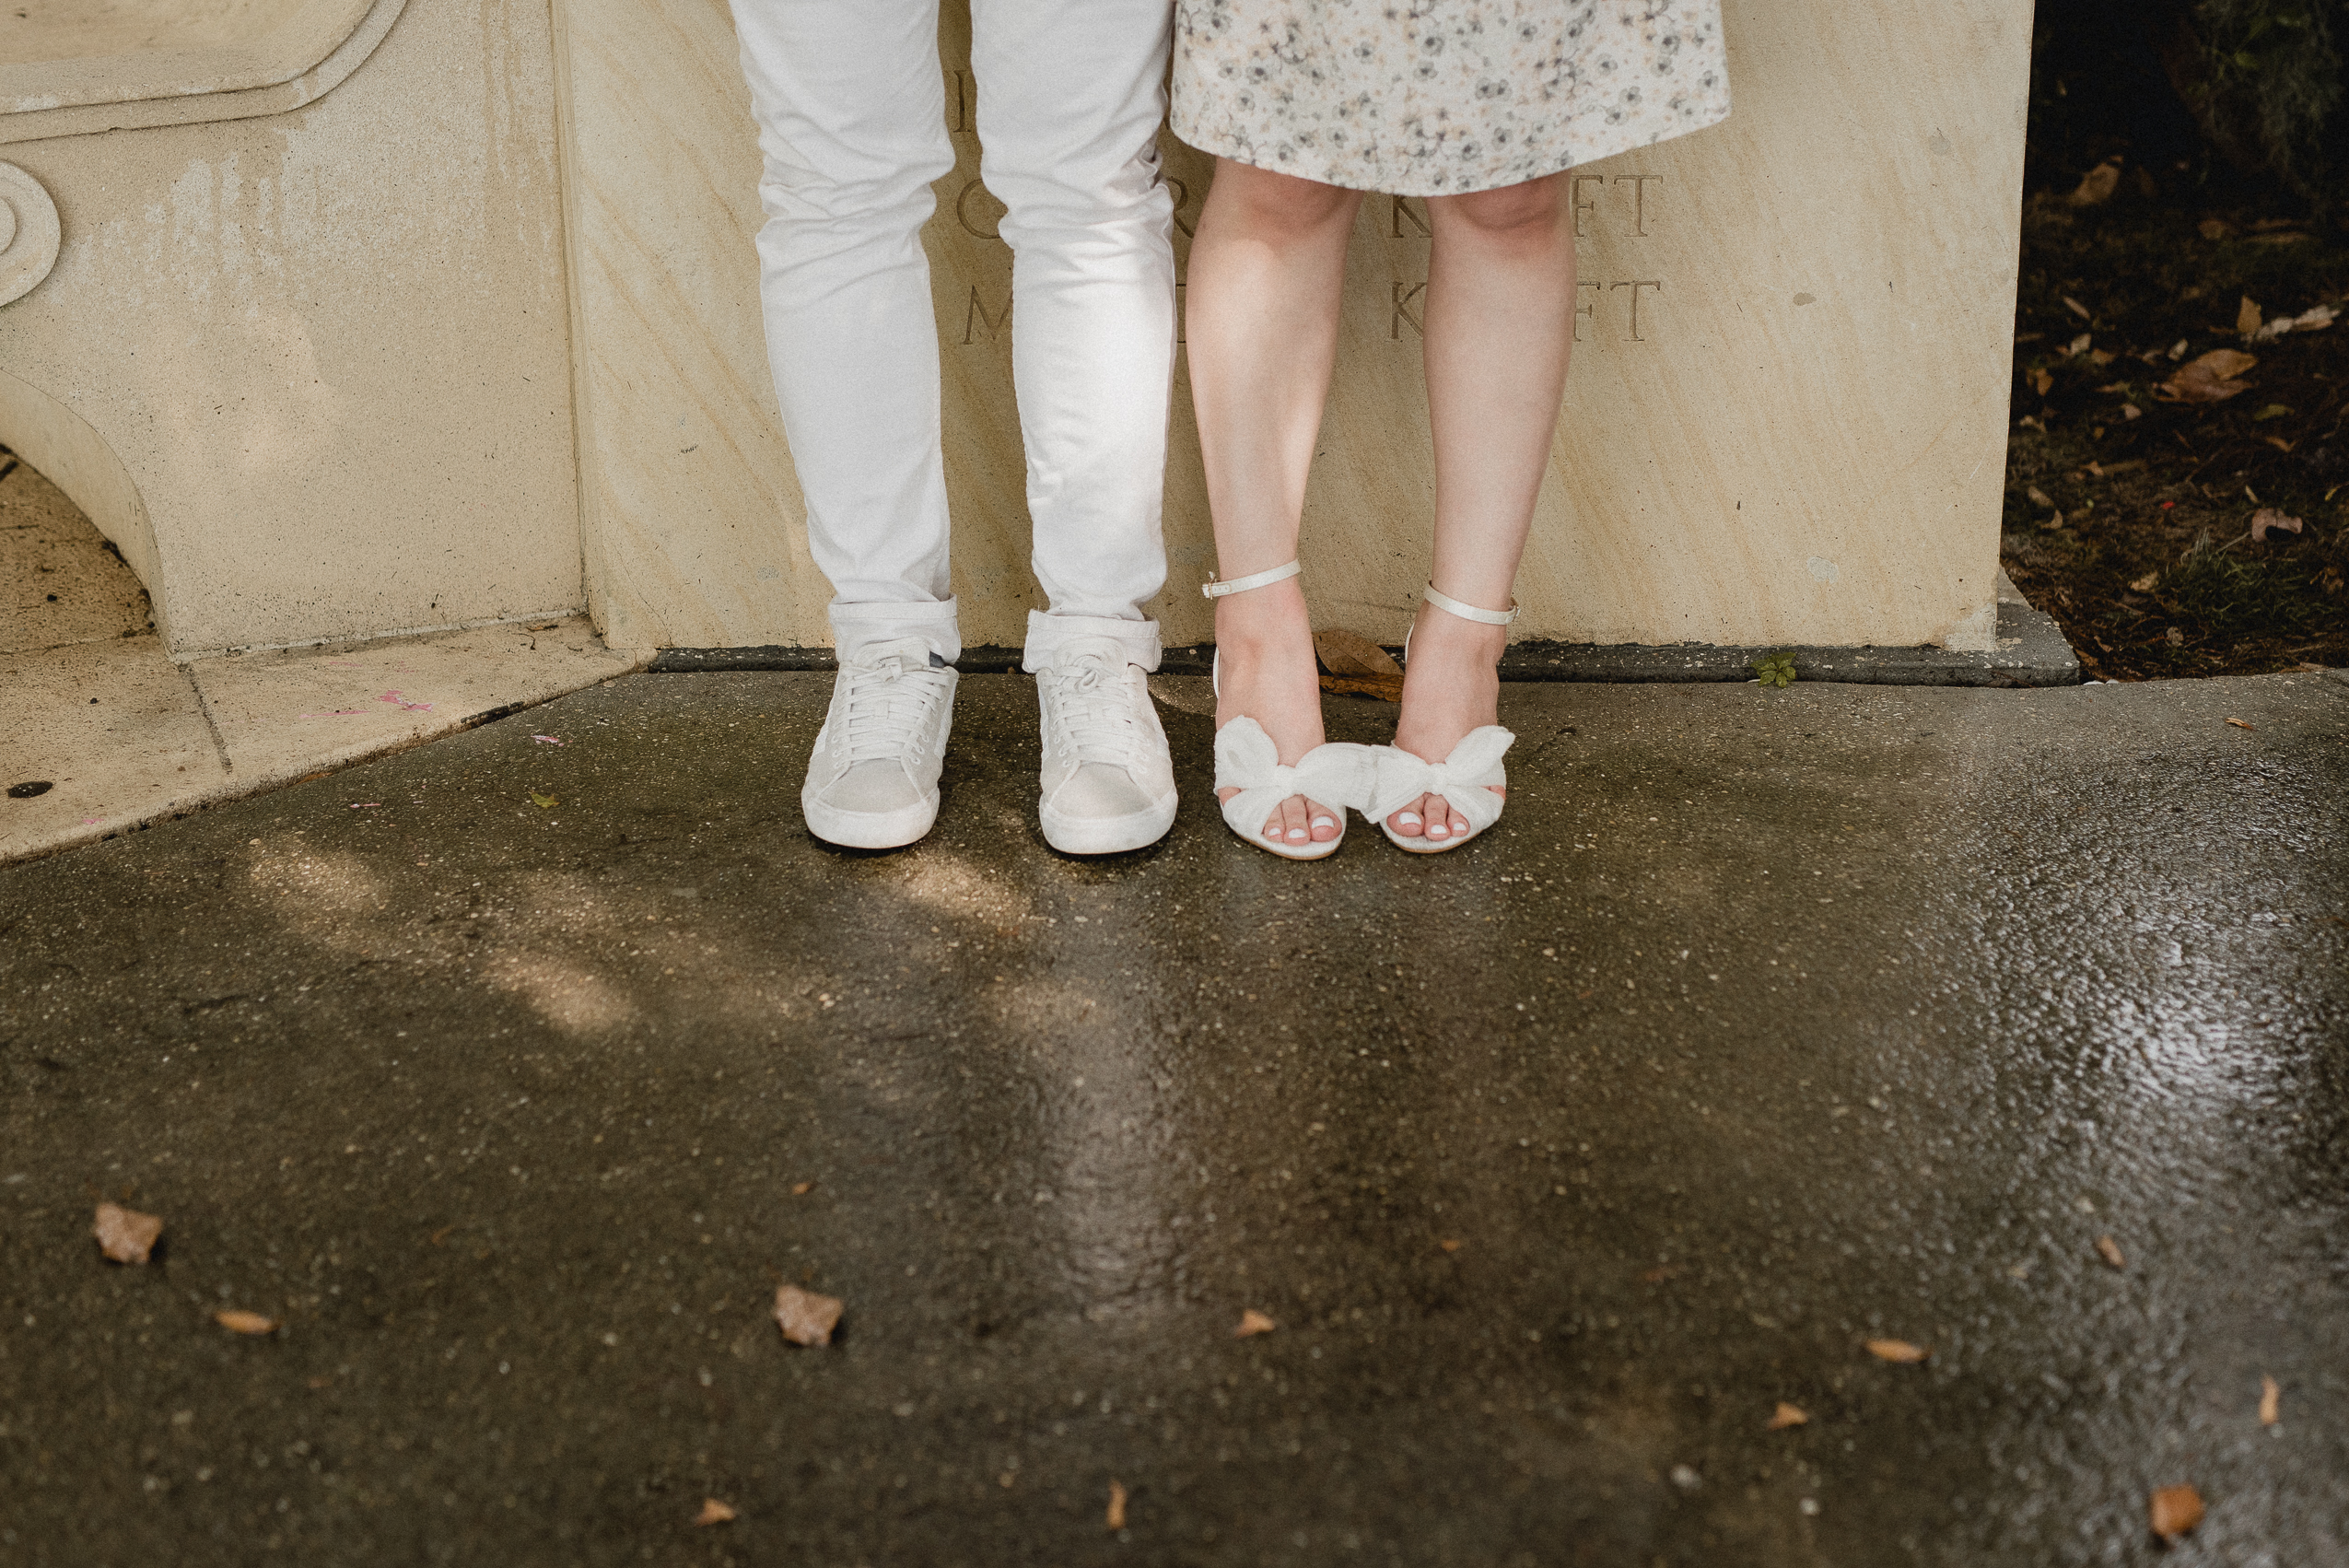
left=1367, top=725, right=1513, bottom=853
left=1212, top=717, right=1375, bottom=860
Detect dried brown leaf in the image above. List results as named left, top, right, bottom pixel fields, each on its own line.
left=216, top=1309, right=278, bottom=1336
left=2156, top=349, right=2258, bottom=404
left=1865, top=1339, right=1930, bottom=1363
left=1234, top=1309, right=1277, bottom=1338
left=2260, top=1375, right=2280, bottom=1425
left=2067, top=163, right=2120, bottom=207
left=774, top=1283, right=843, bottom=1347
left=2063, top=295, right=2093, bottom=320
left=2131, top=571, right=2158, bottom=592
left=1105, top=1480, right=1128, bottom=1531
left=93, top=1202, right=163, bottom=1265
left=1313, top=627, right=1401, bottom=679
left=790, top=1181, right=815, bottom=1196
left=2122, top=403, right=2142, bottom=420
left=2149, top=1483, right=2204, bottom=1541
left=2028, top=486, right=2054, bottom=509
left=2029, top=369, right=2053, bottom=397
left=694, top=1498, right=738, bottom=1527
left=1438, top=1239, right=1463, bottom=1253
left=1318, top=672, right=1404, bottom=703
left=1766, top=1402, right=1809, bottom=1430
left=2226, top=718, right=2255, bottom=731
left=2250, top=509, right=2304, bottom=543
left=2238, top=296, right=2263, bottom=336
left=2095, top=1235, right=2125, bottom=1269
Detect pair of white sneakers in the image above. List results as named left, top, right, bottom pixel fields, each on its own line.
left=799, top=635, right=1176, bottom=855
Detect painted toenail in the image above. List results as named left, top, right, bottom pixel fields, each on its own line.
left=1312, top=816, right=1336, bottom=829
left=1287, top=827, right=1306, bottom=840
left=1428, top=824, right=1449, bottom=837
left=1397, top=812, right=1421, bottom=826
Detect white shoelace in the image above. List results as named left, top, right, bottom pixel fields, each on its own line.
left=836, top=653, right=946, bottom=764
left=1040, top=652, right=1141, bottom=766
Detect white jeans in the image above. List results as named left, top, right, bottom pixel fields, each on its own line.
left=729, top=0, right=1176, bottom=671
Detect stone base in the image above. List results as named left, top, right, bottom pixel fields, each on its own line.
left=649, top=576, right=2081, bottom=689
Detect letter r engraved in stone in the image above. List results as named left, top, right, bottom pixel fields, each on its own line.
left=964, top=286, right=1010, bottom=344
left=1610, top=279, right=1661, bottom=341
left=1391, top=281, right=1427, bottom=339
left=1571, top=174, right=1607, bottom=237
left=955, top=179, right=1006, bottom=241
left=1574, top=280, right=1602, bottom=343
left=1166, top=176, right=1196, bottom=240
left=1390, top=196, right=1431, bottom=238
left=1611, top=174, right=1661, bottom=237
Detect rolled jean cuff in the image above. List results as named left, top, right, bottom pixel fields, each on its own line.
left=1021, top=610, right=1161, bottom=673
left=830, top=599, right=961, bottom=664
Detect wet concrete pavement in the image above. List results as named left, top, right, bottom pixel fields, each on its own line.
left=3, top=669, right=2345, bottom=1566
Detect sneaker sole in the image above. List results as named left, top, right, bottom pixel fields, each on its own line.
left=1039, top=790, right=1178, bottom=856
left=801, top=790, right=940, bottom=850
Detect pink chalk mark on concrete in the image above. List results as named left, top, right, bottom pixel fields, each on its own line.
left=531, top=735, right=564, bottom=745
left=378, top=691, right=433, bottom=713
left=348, top=802, right=381, bottom=809
left=82, top=816, right=101, bottom=825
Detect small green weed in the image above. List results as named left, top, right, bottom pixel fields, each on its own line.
left=2161, top=544, right=2322, bottom=636
left=1751, top=651, right=1798, bottom=688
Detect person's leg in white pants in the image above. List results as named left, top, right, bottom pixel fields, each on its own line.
left=730, top=0, right=1179, bottom=850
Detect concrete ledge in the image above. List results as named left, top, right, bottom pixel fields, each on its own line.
left=647, top=576, right=2082, bottom=688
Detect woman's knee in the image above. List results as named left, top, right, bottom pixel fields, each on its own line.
left=1433, top=176, right=1564, bottom=240
left=1206, top=158, right=1360, bottom=240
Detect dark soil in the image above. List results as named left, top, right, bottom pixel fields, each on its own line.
left=2010, top=43, right=2349, bottom=679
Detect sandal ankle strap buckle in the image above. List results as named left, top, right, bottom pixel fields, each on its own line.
left=1202, top=560, right=1303, bottom=600
left=1422, top=583, right=1518, bottom=626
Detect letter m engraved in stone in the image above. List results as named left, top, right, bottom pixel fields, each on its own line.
left=964, top=287, right=1010, bottom=345
left=1391, top=281, right=1427, bottom=339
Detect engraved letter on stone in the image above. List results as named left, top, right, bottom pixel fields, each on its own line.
left=1391, top=196, right=1431, bottom=239
left=1391, top=281, right=1427, bottom=339
left=1610, top=279, right=1662, bottom=341
left=1571, top=174, right=1607, bottom=238
left=1612, top=174, right=1662, bottom=237
left=964, top=287, right=1011, bottom=345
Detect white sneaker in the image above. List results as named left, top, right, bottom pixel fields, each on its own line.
left=801, top=637, right=957, bottom=848
left=1034, top=636, right=1177, bottom=855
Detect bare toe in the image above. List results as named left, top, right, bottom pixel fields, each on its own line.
left=1307, top=799, right=1341, bottom=842
left=1388, top=802, right=1425, bottom=837
left=1420, top=792, right=1453, bottom=841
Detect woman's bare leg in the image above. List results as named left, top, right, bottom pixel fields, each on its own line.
left=1387, top=173, right=1575, bottom=842
left=1186, top=158, right=1364, bottom=846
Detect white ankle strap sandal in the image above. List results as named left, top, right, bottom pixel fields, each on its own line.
left=1373, top=581, right=1516, bottom=853
left=1201, top=559, right=1303, bottom=599
left=1202, top=559, right=1375, bottom=860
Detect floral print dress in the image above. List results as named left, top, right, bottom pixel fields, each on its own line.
left=1170, top=0, right=1731, bottom=195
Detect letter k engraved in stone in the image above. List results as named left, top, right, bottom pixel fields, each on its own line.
left=1391, top=281, right=1427, bottom=339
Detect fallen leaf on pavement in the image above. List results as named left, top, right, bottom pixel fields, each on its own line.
left=2250, top=509, right=2304, bottom=543
left=2096, top=1235, right=2125, bottom=1269
left=1106, top=1480, right=1128, bottom=1530
left=1314, top=628, right=1401, bottom=679
left=774, top=1283, right=843, bottom=1346
left=216, top=1310, right=278, bottom=1336
left=1439, top=1239, right=1462, bottom=1253
left=2157, top=349, right=2258, bottom=403
left=694, top=1498, right=737, bottom=1526
left=2261, top=1375, right=2280, bottom=1425
left=1235, top=1309, right=1277, bottom=1338
left=1865, top=1339, right=1930, bottom=1363
left=2226, top=718, right=2255, bottom=731
left=1767, top=1402, right=1809, bottom=1430
left=790, top=1181, right=815, bottom=1196
left=531, top=792, right=558, bottom=810
left=2238, top=297, right=2263, bottom=336
left=2150, top=1483, right=2204, bottom=1541
left=93, top=1202, right=163, bottom=1265
left=2067, top=163, right=2120, bottom=207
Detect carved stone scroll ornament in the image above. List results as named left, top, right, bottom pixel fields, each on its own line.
left=0, top=163, right=60, bottom=308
